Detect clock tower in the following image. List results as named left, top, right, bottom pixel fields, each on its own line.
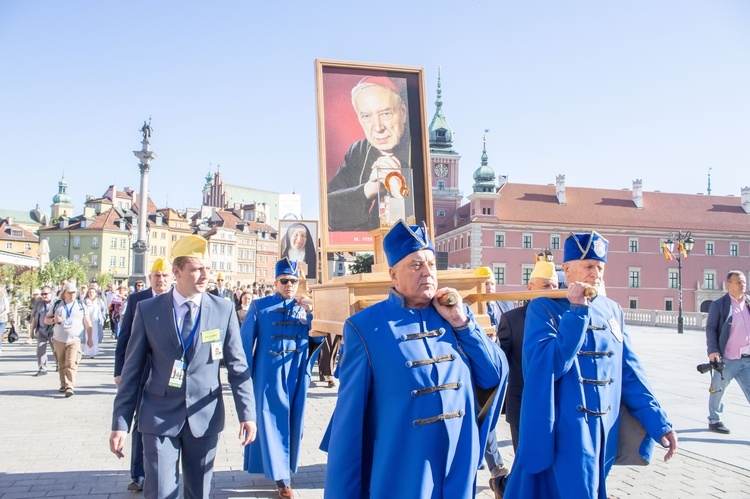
left=429, top=68, right=463, bottom=226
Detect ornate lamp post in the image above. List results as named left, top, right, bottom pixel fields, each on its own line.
left=665, top=231, right=695, bottom=334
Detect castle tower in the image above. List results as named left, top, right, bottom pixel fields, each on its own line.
left=429, top=67, right=463, bottom=226
left=50, top=174, right=74, bottom=220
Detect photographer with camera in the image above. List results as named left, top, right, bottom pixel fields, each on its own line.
left=705, top=270, right=750, bottom=434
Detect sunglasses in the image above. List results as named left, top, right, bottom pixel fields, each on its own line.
left=278, top=278, right=299, bottom=285
left=41, top=293, right=50, bottom=296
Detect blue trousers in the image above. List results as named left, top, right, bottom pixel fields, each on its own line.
left=708, top=356, right=750, bottom=423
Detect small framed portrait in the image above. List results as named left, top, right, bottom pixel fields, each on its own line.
left=315, top=59, right=433, bottom=254
left=278, top=220, right=319, bottom=282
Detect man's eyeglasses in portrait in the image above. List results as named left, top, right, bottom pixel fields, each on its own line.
left=278, top=278, right=298, bottom=285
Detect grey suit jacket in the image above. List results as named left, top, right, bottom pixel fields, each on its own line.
left=112, top=290, right=255, bottom=438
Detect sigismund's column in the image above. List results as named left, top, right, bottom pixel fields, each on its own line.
left=131, top=118, right=157, bottom=283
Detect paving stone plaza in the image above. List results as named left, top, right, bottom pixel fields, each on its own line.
left=1, top=325, right=748, bottom=498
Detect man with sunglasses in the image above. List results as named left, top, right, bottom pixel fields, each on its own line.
left=30, top=286, right=54, bottom=376
left=240, top=258, right=321, bottom=499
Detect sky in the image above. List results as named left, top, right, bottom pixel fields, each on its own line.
left=1, top=1, right=748, bottom=223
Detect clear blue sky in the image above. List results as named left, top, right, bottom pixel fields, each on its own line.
left=1, top=1, right=748, bottom=222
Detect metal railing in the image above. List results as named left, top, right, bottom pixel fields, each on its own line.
left=622, top=309, right=707, bottom=331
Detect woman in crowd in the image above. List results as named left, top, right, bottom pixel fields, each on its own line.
left=236, top=291, right=253, bottom=326
left=280, top=223, right=317, bottom=280
left=0, top=286, right=9, bottom=354
left=82, top=287, right=106, bottom=358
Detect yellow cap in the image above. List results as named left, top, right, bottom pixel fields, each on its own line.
left=474, top=266, right=493, bottom=278
left=217, top=272, right=225, bottom=280
left=530, top=261, right=558, bottom=282
left=150, top=257, right=170, bottom=272
left=171, top=234, right=208, bottom=260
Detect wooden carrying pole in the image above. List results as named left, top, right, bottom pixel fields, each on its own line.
left=464, top=288, right=596, bottom=304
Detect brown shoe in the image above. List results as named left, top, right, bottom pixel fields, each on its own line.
left=277, top=486, right=294, bottom=498
left=65, top=388, right=74, bottom=398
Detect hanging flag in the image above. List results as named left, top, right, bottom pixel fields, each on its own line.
left=662, top=242, right=674, bottom=261
left=678, top=240, right=688, bottom=258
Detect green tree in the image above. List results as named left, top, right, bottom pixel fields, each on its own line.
left=350, top=253, right=374, bottom=274
left=38, top=256, right=87, bottom=287
left=94, top=272, right=114, bottom=289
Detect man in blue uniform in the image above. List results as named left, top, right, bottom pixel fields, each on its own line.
left=323, top=221, right=507, bottom=498
left=241, top=258, right=320, bottom=499
left=504, top=231, right=678, bottom=499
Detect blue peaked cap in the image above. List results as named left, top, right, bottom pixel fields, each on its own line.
left=383, top=220, right=435, bottom=267
left=275, top=258, right=299, bottom=278
left=563, top=231, right=608, bottom=263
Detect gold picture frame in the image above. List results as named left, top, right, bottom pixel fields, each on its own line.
left=315, top=59, right=433, bottom=257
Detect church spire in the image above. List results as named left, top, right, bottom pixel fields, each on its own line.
left=429, top=66, right=454, bottom=150
left=473, top=132, right=496, bottom=193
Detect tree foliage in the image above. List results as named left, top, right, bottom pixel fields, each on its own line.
left=38, top=256, right=87, bottom=287
left=349, top=253, right=374, bottom=275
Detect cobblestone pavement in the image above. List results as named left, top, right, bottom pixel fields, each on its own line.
left=1, top=325, right=748, bottom=498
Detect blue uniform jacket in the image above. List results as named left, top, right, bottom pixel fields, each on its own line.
left=240, top=293, right=322, bottom=481
left=323, top=289, right=507, bottom=499
left=504, top=296, right=672, bottom=499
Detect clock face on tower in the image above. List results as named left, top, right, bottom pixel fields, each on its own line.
left=434, top=163, right=448, bottom=178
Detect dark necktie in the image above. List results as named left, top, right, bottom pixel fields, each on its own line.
left=182, top=302, right=195, bottom=341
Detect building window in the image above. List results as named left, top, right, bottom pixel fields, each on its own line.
left=629, top=238, right=638, bottom=253
left=629, top=269, right=640, bottom=288
left=665, top=298, right=673, bottom=311
left=494, top=266, right=505, bottom=285
left=730, top=243, right=739, bottom=256
left=110, top=256, right=116, bottom=268
left=160, top=246, right=165, bottom=256
left=119, top=256, right=125, bottom=267
left=212, top=261, right=217, bottom=270
left=668, top=270, right=678, bottom=289
left=220, top=244, right=225, bottom=254
left=522, top=234, right=532, bottom=249
left=219, top=262, right=225, bottom=270
left=5, top=242, right=12, bottom=249
left=495, top=233, right=505, bottom=248
left=73, top=254, right=80, bottom=263
left=11, top=229, right=22, bottom=237
left=706, top=242, right=714, bottom=256
left=24, top=243, right=31, bottom=251
left=629, top=298, right=638, bottom=309
left=227, top=262, right=232, bottom=271
left=91, top=255, right=98, bottom=267
left=92, top=237, right=99, bottom=248
left=437, top=210, right=445, bottom=217
left=161, top=232, right=166, bottom=239
left=550, top=235, right=560, bottom=250
left=704, top=271, right=716, bottom=290
left=150, top=246, right=157, bottom=255
left=120, top=238, right=127, bottom=249
left=172, top=235, right=177, bottom=242
left=438, top=181, right=445, bottom=190
left=522, top=265, right=533, bottom=285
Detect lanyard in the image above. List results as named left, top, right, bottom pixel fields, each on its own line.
left=62, top=301, right=74, bottom=319
left=173, top=305, right=201, bottom=361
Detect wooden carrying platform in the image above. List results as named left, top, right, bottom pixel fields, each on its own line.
left=309, top=269, right=492, bottom=336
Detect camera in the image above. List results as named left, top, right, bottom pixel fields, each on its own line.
left=696, top=360, right=725, bottom=374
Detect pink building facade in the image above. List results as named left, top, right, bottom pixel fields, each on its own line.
left=426, top=74, right=750, bottom=313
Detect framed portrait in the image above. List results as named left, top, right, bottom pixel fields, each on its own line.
left=315, top=59, right=433, bottom=256
left=278, top=220, right=319, bottom=283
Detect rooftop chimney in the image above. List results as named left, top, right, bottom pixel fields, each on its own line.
left=555, top=175, right=566, bottom=205
left=632, top=179, right=643, bottom=209
left=742, top=186, right=750, bottom=214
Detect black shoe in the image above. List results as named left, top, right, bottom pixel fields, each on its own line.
left=127, top=477, right=144, bottom=491
left=709, top=422, right=730, bottom=434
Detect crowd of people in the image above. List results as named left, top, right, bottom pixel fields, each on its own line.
left=7, top=219, right=750, bottom=498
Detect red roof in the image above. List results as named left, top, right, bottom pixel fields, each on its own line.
left=437, top=183, right=750, bottom=235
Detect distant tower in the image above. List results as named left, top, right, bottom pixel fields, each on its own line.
left=707, top=167, right=712, bottom=195
left=467, top=133, right=500, bottom=268
left=50, top=173, right=74, bottom=219
left=429, top=67, right=463, bottom=226
left=131, top=118, right=157, bottom=281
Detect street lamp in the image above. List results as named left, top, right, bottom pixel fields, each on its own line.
left=665, top=231, right=695, bottom=334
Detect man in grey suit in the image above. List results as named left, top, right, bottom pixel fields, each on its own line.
left=110, top=234, right=257, bottom=499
